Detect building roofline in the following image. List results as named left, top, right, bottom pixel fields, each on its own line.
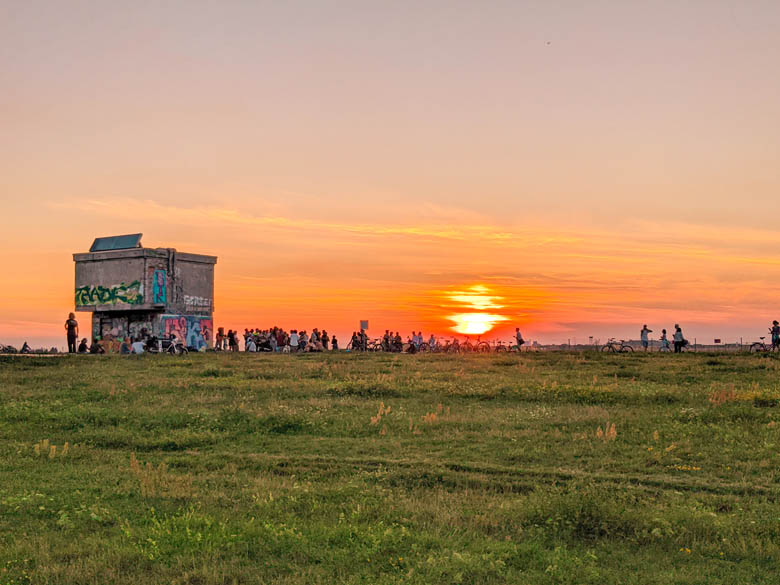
left=73, top=248, right=217, bottom=264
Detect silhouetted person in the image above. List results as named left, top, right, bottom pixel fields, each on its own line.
left=65, top=313, right=79, bottom=353
left=77, top=338, right=89, bottom=353
left=673, top=324, right=685, bottom=353
left=640, top=325, right=653, bottom=351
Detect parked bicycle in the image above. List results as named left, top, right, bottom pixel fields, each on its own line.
left=494, top=339, right=522, bottom=353
left=750, top=331, right=779, bottom=353
left=601, top=339, right=634, bottom=353
left=146, top=335, right=189, bottom=355
left=459, top=336, right=491, bottom=353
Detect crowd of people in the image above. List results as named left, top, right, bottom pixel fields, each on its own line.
left=59, top=313, right=780, bottom=355
left=213, top=327, right=340, bottom=353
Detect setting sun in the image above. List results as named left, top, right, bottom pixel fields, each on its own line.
left=447, top=313, right=509, bottom=335
left=443, top=285, right=510, bottom=335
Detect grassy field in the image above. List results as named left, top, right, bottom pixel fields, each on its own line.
left=1, top=351, right=779, bottom=584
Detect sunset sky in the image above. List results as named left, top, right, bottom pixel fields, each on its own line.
left=2, top=1, right=780, bottom=349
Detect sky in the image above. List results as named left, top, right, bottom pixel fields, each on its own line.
left=2, top=0, right=780, bottom=349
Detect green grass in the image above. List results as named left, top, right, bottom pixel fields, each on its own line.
left=1, top=351, right=779, bottom=584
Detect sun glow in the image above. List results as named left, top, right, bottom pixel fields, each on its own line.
left=446, top=284, right=505, bottom=310
left=443, top=284, right=510, bottom=334
left=447, top=312, right=509, bottom=334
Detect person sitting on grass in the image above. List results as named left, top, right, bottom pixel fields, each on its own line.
left=131, top=337, right=145, bottom=354
left=120, top=338, right=132, bottom=355
left=90, top=339, right=105, bottom=354
left=77, top=338, right=89, bottom=353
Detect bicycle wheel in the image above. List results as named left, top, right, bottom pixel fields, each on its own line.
left=601, top=344, right=615, bottom=353
left=418, top=343, right=430, bottom=352
left=495, top=345, right=507, bottom=353
left=749, top=343, right=765, bottom=353
left=476, top=342, right=491, bottom=353
left=620, top=345, right=634, bottom=353
left=459, top=342, right=473, bottom=354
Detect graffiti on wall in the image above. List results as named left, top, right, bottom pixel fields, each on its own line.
left=128, top=320, right=153, bottom=340
left=161, top=315, right=213, bottom=350
left=75, top=281, right=144, bottom=306
left=152, top=270, right=167, bottom=304
left=183, top=295, right=212, bottom=312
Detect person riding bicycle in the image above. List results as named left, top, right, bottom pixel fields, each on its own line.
left=640, top=325, right=653, bottom=351
left=771, top=320, right=780, bottom=350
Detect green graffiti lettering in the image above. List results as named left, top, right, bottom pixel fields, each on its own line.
left=75, top=281, right=144, bottom=306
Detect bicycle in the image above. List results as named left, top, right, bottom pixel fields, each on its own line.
left=601, top=339, right=634, bottom=353
left=459, top=336, right=491, bottom=353
left=366, top=338, right=385, bottom=352
left=433, top=338, right=460, bottom=353
left=750, top=332, right=779, bottom=353
left=494, top=339, right=522, bottom=353
left=146, top=336, right=189, bottom=355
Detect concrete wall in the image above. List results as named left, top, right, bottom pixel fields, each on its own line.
left=73, top=247, right=217, bottom=349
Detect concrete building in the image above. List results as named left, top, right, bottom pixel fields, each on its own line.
left=73, top=234, right=217, bottom=349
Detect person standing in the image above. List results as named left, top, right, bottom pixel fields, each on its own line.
left=64, top=313, right=79, bottom=353
left=640, top=325, right=653, bottom=351
left=673, top=324, right=685, bottom=353
left=321, top=330, right=330, bottom=350
left=289, top=330, right=299, bottom=352
left=771, top=320, right=780, bottom=350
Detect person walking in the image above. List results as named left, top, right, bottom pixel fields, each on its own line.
left=673, top=324, right=685, bottom=353
left=515, top=327, right=525, bottom=351
left=640, top=325, right=653, bottom=351
left=64, top=313, right=79, bottom=353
